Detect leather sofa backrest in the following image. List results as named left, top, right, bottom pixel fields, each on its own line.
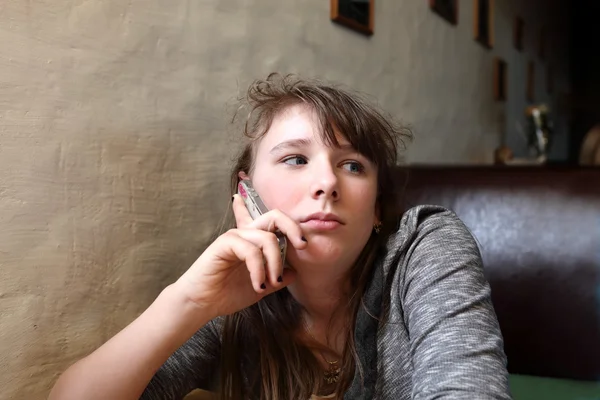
left=399, top=166, right=600, bottom=381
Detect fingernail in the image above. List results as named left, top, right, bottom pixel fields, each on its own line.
left=260, top=283, right=266, bottom=290
left=301, top=236, right=307, bottom=242
left=277, top=275, right=283, bottom=283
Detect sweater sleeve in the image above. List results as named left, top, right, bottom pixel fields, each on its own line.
left=139, top=317, right=222, bottom=400
left=400, top=208, right=512, bottom=400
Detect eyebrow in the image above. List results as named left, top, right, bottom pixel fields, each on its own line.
left=269, top=139, right=356, bottom=154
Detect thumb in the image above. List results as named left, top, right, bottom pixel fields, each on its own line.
left=232, top=193, right=254, bottom=228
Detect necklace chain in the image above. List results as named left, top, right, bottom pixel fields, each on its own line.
left=302, top=316, right=342, bottom=385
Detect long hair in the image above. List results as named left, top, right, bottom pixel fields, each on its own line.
left=217, top=73, right=412, bottom=399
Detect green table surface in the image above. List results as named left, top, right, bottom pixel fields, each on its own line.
left=509, top=374, right=600, bottom=400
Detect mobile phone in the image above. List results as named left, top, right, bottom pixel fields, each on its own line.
left=237, top=180, right=288, bottom=265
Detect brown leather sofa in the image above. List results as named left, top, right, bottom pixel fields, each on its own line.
left=400, top=165, right=600, bottom=384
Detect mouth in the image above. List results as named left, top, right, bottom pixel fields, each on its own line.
left=300, top=212, right=344, bottom=231
left=301, top=212, right=344, bottom=224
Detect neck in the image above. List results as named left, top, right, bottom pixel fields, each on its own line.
left=287, top=265, right=350, bottom=324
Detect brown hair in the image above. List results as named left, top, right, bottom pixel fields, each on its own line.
left=218, top=73, right=412, bottom=399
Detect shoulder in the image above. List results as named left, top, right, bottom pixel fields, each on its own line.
left=385, top=204, right=480, bottom=263
left=377, top=204, right=487, bottom=303
left=376, top=204, right=494, bottom=324
left=401, top=204, right=472, bottom=236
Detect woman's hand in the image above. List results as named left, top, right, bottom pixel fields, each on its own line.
left=173, top=194, right=307, bottom=319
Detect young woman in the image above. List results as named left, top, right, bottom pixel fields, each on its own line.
left=50, top=73, right=511, bottom=400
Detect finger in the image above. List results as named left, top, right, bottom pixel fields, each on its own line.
left=232, top=193, right=255, bottom=229
left=235, top=229, right=284, bottom=287
left=260, top=268, right=297, bottom=297
left=224, top=232, right=267, bottom=293
left=249, top=209, right=307, bottom=249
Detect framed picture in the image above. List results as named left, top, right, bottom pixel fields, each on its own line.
left=474, top=0, right=494, bottom=48
left=330, top=0, right=374, bottom=36
left=494, top=58, right=508, bottom=101
left=514, top=17, right=524, bottom=51
left=539, top=25, right=546, bottom=60
left=429, top=0, right=458, bottom=25
left=527, top=61, right=535, bottom=102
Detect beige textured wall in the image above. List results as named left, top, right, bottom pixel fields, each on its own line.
left=0, top=1, right=569, bottom=399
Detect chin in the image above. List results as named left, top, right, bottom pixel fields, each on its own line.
left=286, top=238, right=354, bottom=270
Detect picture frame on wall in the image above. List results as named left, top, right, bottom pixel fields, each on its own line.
left=330, top=0, right=374, bottom=36
left=514, top=17, right=524, bottom=51
left=429, top=0, right=458, bottom=25
left=539, top=25, right=546, bottom=60
left=474, top=0, right=494, bottom=48
left=494, top=58, right=508, bottom=101
left=527, top=61, right=535, bottom=102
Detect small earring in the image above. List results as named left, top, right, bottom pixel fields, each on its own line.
left=373, top=222, right=382, bottom=234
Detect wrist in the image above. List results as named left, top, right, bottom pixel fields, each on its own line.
left=163, top=280, right=217, bottom=321
left=156, top=284, right=214, bottom=337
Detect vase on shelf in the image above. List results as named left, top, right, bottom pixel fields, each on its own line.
left=524, top=104, right=554, bottom=161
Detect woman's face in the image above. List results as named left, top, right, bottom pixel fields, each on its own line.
left=243, top=104, right=379, bottom=272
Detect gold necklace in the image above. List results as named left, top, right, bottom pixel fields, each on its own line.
left=302, top=317, right=342, bottom=385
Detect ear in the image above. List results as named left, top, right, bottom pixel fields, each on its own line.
left=238, top=171, right=250, bottom=181
left=373, top=201, right=381, bottom=225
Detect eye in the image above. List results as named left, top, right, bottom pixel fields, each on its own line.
left=282, top=156, right=308, bottom=166
left=342, top=161, right=365, bottom=174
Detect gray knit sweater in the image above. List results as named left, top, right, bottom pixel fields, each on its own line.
left=141, top=205, right=512, bottom=399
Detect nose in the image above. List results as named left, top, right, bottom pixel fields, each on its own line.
left=309, top=160, right=339, bottom=201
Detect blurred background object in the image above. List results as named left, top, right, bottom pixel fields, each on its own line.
left=579, top=124, right=600, bottom=165
left=524, top=103, right=553, bottom=161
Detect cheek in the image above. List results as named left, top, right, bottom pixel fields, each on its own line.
left=352, top=184, right=378, bottom=230
left=354, top=183, right=378, bottom=209
left=253, top=174, right=301, bottom=213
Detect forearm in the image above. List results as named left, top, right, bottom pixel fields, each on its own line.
left=49, top=284, right=212, bottom=400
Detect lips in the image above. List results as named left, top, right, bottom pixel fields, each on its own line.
left=300, top=212, right=345, bottom=231
left=301, top=212, right=344, bottom=224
